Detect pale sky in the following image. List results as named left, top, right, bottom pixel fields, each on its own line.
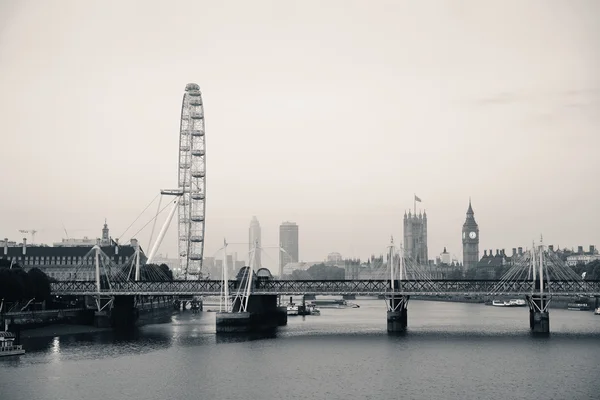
left=1, top=0, right=599, bottom=268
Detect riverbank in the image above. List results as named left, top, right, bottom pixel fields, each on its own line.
left=412, top=295, right=599, bottom=310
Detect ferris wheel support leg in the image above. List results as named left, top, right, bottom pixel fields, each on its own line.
left=147, top=197, right=182, bottom=264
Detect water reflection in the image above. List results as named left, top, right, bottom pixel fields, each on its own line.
left=215, top=330, right=278, bottom=344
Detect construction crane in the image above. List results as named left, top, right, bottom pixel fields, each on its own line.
left=18, top=229, right=38, bottom=244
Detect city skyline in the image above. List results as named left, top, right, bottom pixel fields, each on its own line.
left=3, top=199, right=599, bottom=267
left=1, top=1, right=598, bottom=264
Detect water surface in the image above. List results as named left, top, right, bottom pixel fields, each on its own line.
left=1, top=300, right=599, bottom=400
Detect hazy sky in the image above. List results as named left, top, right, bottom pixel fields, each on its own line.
left=1, top=0, right=599, bottom=267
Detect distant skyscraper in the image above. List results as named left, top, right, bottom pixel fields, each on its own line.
left=279, top=221, right=299, bottom=277
left=462, top=199, right=479, bottom=270
left=249, top=216, right=262, bottom=268
left=403, top=210, right=428, bottom=264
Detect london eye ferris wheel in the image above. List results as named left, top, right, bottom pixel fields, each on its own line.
left=177, top=83, right=206, bottom=278
left=144, top=83, right=206, bottom=279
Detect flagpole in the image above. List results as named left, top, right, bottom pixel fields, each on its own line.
left=414, top=193, right=416, bottom=216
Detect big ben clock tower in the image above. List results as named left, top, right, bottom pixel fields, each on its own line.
left=462, top=199, right=479, bottom=270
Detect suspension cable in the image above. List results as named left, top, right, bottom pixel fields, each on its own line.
left=126, top=198, right=178, bottom=244
left=118, top=193, right=161, bottom=241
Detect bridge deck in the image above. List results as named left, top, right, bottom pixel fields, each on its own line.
left=50, top=280, right=600, bottom=297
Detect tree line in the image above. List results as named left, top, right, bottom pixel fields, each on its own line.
left=0, top=259, right=175, bottom=302
left=284, top=263, right=345, bottom=280
left=0, top=259, right=52, bottom=302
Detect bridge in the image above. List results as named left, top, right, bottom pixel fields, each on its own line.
left=50, top=279, right=600, bottom=297
left=47, top=236, right=600, bottom=334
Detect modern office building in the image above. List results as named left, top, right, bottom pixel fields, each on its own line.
left=279, top=221, right=299, bottom=277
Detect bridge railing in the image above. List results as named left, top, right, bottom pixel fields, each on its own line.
left=50, top=279, right=600, bottom=296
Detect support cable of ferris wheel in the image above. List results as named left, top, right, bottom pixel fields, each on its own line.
left=117, top=193, right=160, bottom=242
left=122, top=194, right=179, bottom=247
left=147, top=195, right=182, bottom=264
left=147, top=194, right=164, bottom=251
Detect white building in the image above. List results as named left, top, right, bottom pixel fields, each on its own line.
left=566, top=254, right=600, bottom=267
left=326, top=252, right=343, bottom=265
left=440, top=247, right=451, bottom=265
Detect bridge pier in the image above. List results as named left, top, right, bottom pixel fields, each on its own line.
left=111, top=296, right=139, bottom=329
left=387, top=295, right=409, bottom=333
left=216, top=294, right=286, bottom=333
left=526, top=295, right=550, bottom=334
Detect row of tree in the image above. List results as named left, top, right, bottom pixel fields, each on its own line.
left=284, top=263, right=345, bottom=280
left=0, top=259, right=175, bottom=303
left=0, top=259, right=52, bottom=302
left=572, top=260, right=600, bottom=280
left=120, top=263, right=174, bottom=281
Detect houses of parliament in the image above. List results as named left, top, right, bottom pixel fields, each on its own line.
left=403, top=199, right=480, bottom=270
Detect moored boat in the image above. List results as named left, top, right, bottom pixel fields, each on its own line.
left=594, top=308, right=600, bottom=315
left=492, top=300, right=505, bottom=307
left=567, top=303, right=590, bottom=311
left=0, top=331, right=25, bottom=357
left=311, top=299, right=359, bottom=309
left=286, top=303, right=299, bottom=316
left=306, top=303, right=321, bottom=315
left=507, top=299, right=526, bottom=307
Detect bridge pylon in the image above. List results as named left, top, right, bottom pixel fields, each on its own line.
left=215, top=242, right=286, bottom=332
left=386, top=294, right=409, bottom=333
left=526, top=238, right=552, bottom=334
left=386, top=240, right=409, bottom=333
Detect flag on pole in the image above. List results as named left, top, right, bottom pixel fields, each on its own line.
left=414, top=195, right=422, bottom=202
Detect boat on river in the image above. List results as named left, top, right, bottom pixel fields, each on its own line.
left=506, top=299, right=526, bottom=307
left=492, top=299, right=526, bottom=307
left=306, top=303, right=321, bottom=315
left=286, top=302, right=321, bottom=316
left=286, top=303, right=299, bottom=316
left=567, top=303, right=590, bottom=311
left=311, top=299, right=359, bottom=309
left=594, top=308, right=600, bottom=315
left=0, top=331, right=25, bottom=357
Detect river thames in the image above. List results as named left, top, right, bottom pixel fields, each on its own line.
left=1, top=299, right=599, bottom=400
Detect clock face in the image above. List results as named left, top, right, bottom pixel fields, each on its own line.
left=469, top=231, right=477, bottom=239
